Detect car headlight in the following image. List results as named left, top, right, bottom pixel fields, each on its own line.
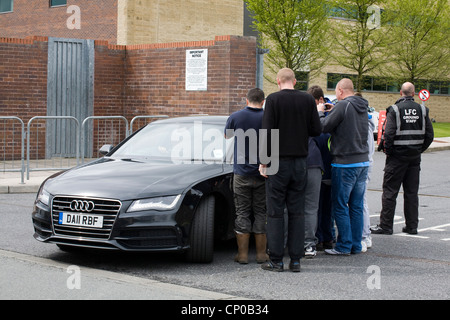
left=37, top=188, right=51, bottom=207
left=127, top=195, right=181, bottom=212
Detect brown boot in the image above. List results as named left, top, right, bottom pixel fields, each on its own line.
left=254, top=233, right=269, bottom=263
left=234, top=233, right=250, bottom=264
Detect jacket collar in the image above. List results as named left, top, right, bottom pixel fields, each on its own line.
left=395, top=96, right=415, bottom=104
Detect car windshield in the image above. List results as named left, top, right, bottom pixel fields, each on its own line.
left=111, top=120, right=232, bottom=163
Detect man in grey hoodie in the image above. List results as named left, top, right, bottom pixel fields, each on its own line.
left=317, top=78, right=369, bottom=255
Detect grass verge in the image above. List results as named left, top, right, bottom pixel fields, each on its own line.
left=432, top=122, right=450, bottom=138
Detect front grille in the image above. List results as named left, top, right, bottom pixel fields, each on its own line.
left=116, top=228, right=180, bottom=249
left=52, top=196, right=122, bottom=240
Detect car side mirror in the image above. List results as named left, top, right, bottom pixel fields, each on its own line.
left=99, top=144, right=114, bottom=156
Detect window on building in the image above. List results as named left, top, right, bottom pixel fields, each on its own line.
left=386, top=81, right=400, bottom=92
left=327, top=73, right=357, bottom=90
left=327, top=4, right=385, bottom=22
left=0, top=0, right=13, bottom=13
left=294, top=71, right=309, bottom=91
left=441, top=82, right=449, bottom=95
left=327, top=73, right=449, bottom=96
left=415, top=79, right=428, bottom=92
left=372, top=77, right=388, bottom=92
left=327, top=4, right=358, bottom=20
left=50, top=0, right=67, bottom=7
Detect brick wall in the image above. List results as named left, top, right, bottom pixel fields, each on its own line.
left=0, top=0, right=118, bottom=44
left=0, top=37, right=48, bottom=117
left=120, top=35, right=256, bottom=119
left=0, top=37, right=48, bottom=160
left=0, top=0, right=244, bottom=46
left=0, top=35, right=257, bottom=159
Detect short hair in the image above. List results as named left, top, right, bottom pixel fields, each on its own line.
left=307, top=85, right=325, bottom=101
left=401, top=82, right=415, bottom=96
left=337, top=78, right=354, bottom=93
left=277, top=68, right=296, bottom=84
left=247, top=88, right=265, bottom=104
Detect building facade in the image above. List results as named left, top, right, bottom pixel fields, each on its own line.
left=0, top=0, right=246, bottom=45
left=1, top=0, right=448, bottom=121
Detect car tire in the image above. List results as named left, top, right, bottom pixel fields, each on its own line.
left=185, top=196, right=215, bottom=263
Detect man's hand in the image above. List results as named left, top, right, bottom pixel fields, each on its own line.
left=318, top=103, right=334, bottom=112
left=317, top=102, right=326, bottom=112
left=259, top=164, right=268, bottom=178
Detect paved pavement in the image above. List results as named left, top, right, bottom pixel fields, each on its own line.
left=2, top=137, right=450, bottom=194
left=1, top=138, right=449, bottom=302
left=0, top=249, right=246, bottom=300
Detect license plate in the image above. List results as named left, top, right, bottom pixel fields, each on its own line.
left=58, top=212, right=103, bottom=228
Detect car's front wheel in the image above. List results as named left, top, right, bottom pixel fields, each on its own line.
left=185, top=196, right=215, bottom=263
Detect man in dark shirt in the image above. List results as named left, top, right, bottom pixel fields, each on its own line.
left=371, top=82, right=434, bottom=235
left=225, top=88, right=268, bottom=264
left=259, top=68, right=321, bottom=272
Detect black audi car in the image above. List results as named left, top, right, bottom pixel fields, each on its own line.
left=32, top=116, right=236, bottom=263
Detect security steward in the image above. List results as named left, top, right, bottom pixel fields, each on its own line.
left=371, top=82, right=434, bottom=235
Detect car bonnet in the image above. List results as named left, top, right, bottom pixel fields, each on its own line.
left=43, top=158, right=226, bottom=201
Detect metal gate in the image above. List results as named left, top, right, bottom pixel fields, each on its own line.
left=47, top=37, right=94, bottom=158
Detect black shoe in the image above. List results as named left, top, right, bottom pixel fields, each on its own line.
left=289, top=259, right=301, bottom=272
left=261, top=260, right=284, bottom=272
left=402, top=226, right=418, bottom=234
left=370, top=225, right=393, bottom=235
left=316, top=241, right=333, bottom=251
left=323, top=240, right=334, bottom=249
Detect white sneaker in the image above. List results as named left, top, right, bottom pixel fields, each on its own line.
left=324, top=248, right=350, bottom=256
left=363, top=236, right=372, bottom=249
left=304, top=246, right=317, bottom=258
left=361, top=240, right=367, bottom=253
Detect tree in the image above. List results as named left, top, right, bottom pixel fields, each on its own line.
left=244, top=0, right=330, bottom=83
left=328, top=0, right=394, bottom=92
left=385, top=0, right=450, bottom=85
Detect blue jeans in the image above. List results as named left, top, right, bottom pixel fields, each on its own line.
left=331, top=166, right=368, bottom=253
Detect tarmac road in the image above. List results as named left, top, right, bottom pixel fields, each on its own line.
left=0, top=150, right=449, bottom=303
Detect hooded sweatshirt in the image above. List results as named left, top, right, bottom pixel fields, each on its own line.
left=319, top=95, right=369, bottom=165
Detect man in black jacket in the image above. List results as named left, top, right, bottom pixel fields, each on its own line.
left=371, top=82, right=434, bottom=235
left=259, top=68, right=321, bottom=272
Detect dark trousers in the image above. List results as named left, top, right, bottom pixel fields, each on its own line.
left=316, top=182, right=333, bottom=243
left=233, top=174, right=267, bottom=234
left=380, top=155, right=421, bottom=231
left=266, top=157, right=307, bottom=262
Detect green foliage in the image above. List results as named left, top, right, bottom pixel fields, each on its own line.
left=244, top=0, right=450, bottom=88
left=384, top=0, right=450, bottom=84
left=244, top=0, right=330, bottom=82
left=327, top=0, right=394, bottom=92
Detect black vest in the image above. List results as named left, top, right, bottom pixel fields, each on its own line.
left=388, top=97, right=426, bottom=156
left=391, top=100, right=426, bottom=146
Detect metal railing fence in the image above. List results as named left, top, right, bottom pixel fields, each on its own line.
left=0, top=116, right=26, bottom=184
left=1, top=115, right=168, bottom=182
left=26, top=116, right=80, bottom=180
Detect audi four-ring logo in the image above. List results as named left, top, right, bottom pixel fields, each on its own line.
left=70, top=200, right=95, bottom=212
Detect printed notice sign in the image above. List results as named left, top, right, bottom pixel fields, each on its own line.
left=186, top=49, right=208, bottom=91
